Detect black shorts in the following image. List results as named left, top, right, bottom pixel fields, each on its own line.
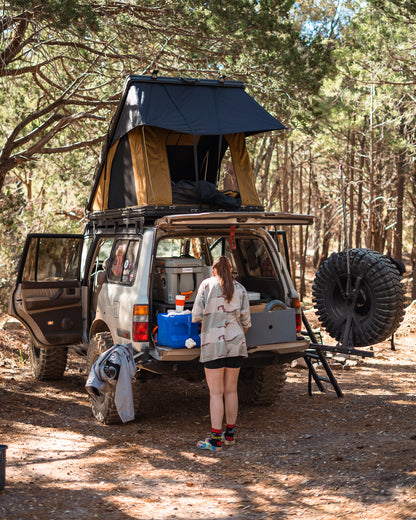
left=203, top=356, right=245, bottom=369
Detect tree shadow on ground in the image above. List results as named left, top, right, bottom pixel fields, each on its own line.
left=1, top=348, right=416, bottom=519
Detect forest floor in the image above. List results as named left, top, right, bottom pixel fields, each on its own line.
left=0, top=306, right=416, bottom=520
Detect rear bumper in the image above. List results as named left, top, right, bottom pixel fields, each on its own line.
left=152, top=337, right=309, bottom=362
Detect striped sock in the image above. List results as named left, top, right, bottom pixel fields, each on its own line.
left=209, top=428, right=223, bottom=447
left=225, top=424, right=235, bottom=442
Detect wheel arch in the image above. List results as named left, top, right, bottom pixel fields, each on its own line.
left=89, top=319, right=111, bottom=341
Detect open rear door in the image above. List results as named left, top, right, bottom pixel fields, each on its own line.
left=155, top=211, right=314, bottom=229
left=9, top=234, right=84, bottom=347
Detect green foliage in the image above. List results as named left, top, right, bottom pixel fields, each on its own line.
left=8, top=0, right=98, bottom=33
left=368, top=0, right=416, bottom=17
left=7, top=0, right=416, bottom=301
left=0, top=148, right=88, bottom=310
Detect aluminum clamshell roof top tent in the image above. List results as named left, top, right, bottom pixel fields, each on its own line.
left=87, top=75, right=287, bottom=213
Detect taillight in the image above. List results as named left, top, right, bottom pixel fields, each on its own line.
left=293, top=298, right=302, bottom=334
left=133, top=305, right=149, bottom=341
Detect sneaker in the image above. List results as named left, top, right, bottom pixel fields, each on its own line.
left=196, top=438, right=222, bottom=451
left=222, top=434, right=236, bottom=446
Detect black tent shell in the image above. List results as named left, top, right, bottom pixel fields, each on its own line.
left=111, top=75, right=286, bottom=143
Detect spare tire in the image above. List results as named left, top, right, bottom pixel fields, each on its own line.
left=312, top=248, right=405, bottom=347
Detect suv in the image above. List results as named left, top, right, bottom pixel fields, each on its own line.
left=9, top=75, right=312, bottom=424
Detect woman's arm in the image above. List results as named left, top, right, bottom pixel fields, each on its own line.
left=239, top=286, right=251, bottom=330
left=191, top=280, right=207, bottom=323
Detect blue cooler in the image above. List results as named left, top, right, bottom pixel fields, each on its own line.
left=157, top=313, right=201, bottom=348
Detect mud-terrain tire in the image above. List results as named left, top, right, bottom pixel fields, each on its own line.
left=29, top=341, right=68, bottom=380
left=238, top=362, right=288, bottom=405
left=86, top=331, right=141, bottom=424
left=312, top=248, right=405, bottom=347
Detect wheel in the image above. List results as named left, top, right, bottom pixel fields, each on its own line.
left=86, top=332, right=141, bottom=424
left=312, top=249, right=405, bottom=347
left=238, top=362, right=288, bottom=405
left=29, top=341, right=68, bottom=380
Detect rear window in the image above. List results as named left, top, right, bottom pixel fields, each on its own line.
left=153, top=234, right=284, bottom=304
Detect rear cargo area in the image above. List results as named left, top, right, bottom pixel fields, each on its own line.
left=151, top=232, right=297, bottom=349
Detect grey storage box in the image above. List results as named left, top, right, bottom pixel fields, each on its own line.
left=153, top=257, right=207, bottom=304
left=246, top=308, right=297, bottom=346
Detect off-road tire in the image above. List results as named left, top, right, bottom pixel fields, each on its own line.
left=238, top=362, right=288, bottom=405
left=312, top=248, right=405, bottom=347
left=86, top=331, right=141, bottom=424
left=29, top=341, right=68, bottom=380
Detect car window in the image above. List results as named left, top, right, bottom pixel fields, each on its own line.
left=108, top=239, right=140, bottom=285
left=90, top=238, right=115, bottom=274
left=208, top=237, right=224, bottom=260
left=22, top=236, right=82, bottom=282
left=238, top=238, right=275, bottom=277
left=80, top=236, right=93, bottom=281
left=97, top=239, right=115, bottom=264
left=22, top=238, right=37, bottom=281
left=121, top=241, right=140, bottom=283
left=272, top=231, right=290, bottom=274
left=156, top=238, right=182, bottom=257
left=156, top=237, right=204, bottom=259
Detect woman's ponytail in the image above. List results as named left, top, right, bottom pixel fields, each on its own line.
left=213, top=256, right=234, bottom=303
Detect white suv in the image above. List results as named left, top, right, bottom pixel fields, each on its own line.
left=9, top=210, right=311, bottom=423
left=9, top=74, right=312, bottom=423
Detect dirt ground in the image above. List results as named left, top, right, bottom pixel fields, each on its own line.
left=0, top=308, right=416, bottom=520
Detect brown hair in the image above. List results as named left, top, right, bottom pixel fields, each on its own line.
left=213, top=256, right=234, bottom=303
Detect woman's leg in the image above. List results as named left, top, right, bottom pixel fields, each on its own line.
left=223, top=367, right=240, bottom=425
left=204, top=367, right=225, bottom=430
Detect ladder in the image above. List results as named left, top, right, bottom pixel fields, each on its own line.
left=301, top=310, right=374, bottom=398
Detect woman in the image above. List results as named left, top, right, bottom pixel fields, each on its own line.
left=192, top=256, right=251, bottom=451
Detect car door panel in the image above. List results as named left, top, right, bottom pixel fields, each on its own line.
left=10, top=234, right=84, bottom=347
left=21, top=283, right=81, bottom=311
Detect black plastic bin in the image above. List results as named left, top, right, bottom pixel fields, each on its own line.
left=0, top=445, right=7, bottom=491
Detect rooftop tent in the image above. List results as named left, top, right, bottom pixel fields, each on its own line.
left=87, top=75, right=286, bottom=213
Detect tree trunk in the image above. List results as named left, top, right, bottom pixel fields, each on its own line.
left=355, top=123, right=366, bottom=248
left=372, top=139, right=386, bottom=253
left=282, top=137, right=289, bottom=213
left=411, top=163, right=416, bottom=300
left=366, top=85, right=375, bottom=250
left=349, top=128, right=356, bottom=249
left=288, top=142, right=296, bottom=287
left=298, top=158, right=306, bottom=299
left=393, top=106, right=405, bottom=261
left=301, top=148, right=313, bottom=297
left=318, top=230, right=331, bottom=267
left=257, top=134, right=277, bottom=204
